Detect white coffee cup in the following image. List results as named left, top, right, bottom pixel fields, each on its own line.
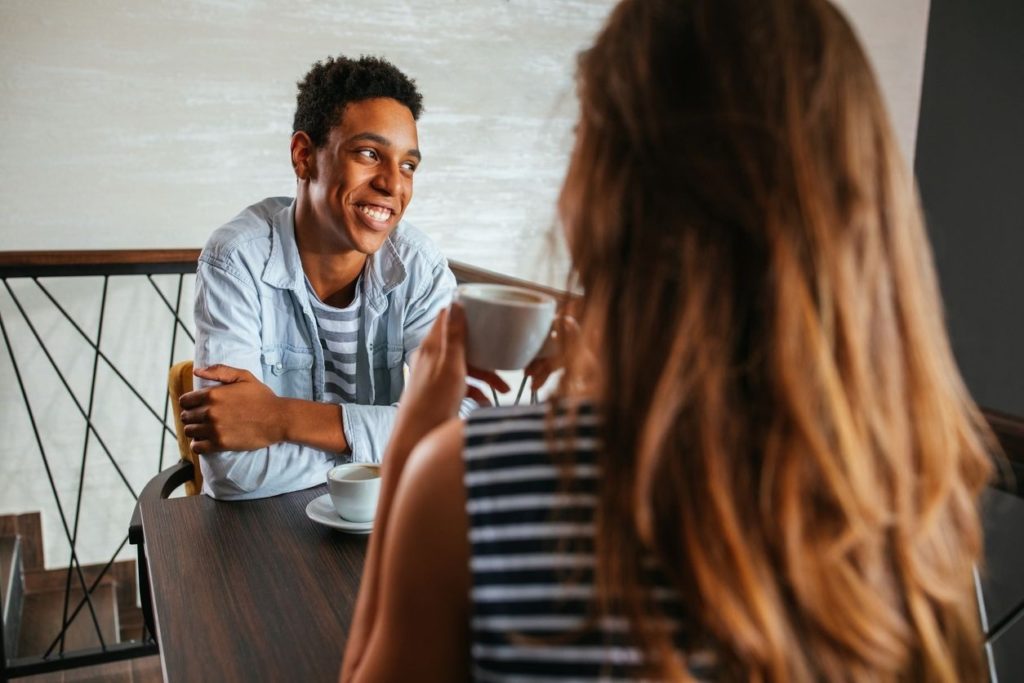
left=326, top=463, right=381, bottom=523
left=456, top=284, right=557, bottom=371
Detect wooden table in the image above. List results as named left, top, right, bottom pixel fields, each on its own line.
left=132, top=463, right=367, bottom=682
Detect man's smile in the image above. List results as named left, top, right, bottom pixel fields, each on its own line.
left=356, top=202, right=396, bottom=228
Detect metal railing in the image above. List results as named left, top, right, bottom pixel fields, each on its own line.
left=0, top=250, right=199, bottom=677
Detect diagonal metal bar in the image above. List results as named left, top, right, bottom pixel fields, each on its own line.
left=42, top=534, right=130, bottom=659
left=60, top=275, right=109, bottom=654
left=30, top=278, right=178, bottom=438
left=514, top=375, right=529, bottom=405
left=158, top=274, right=186, bottom=472
left=146, top=274, right=195, bottom=343
left=2, top=280, right=140, bottom=498
left=0, top=304, right=107, bottom=651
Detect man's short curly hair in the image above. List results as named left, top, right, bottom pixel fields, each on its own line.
left=293, top=55, right=423, bottom=147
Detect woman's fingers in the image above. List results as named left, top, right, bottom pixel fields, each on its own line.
left=419, top=307, right=448, bottom=356
left=467, top=367, right=510, bottom=394
left=466, top=386, right=491, bottom=406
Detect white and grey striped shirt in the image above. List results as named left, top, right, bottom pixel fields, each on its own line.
left=306, top=278, right=360, bottom=404
left=464, top=402, right=713, bottom=681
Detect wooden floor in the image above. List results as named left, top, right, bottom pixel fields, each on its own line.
left=18, top=655, right=163, bottom=683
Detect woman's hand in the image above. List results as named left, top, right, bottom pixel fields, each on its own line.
left=395, top=305, right=509, bottom=447
left=523, top=314, right=580, bottom=393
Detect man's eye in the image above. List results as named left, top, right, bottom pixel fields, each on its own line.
left=358, top=149, right=379, bottom=160
left=401, top=161, right=417, bottom=173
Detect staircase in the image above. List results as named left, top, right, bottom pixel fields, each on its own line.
left=0, top=512, right=156, bottom=679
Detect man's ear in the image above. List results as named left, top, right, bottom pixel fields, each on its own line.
left=290, top=131, right=315, bottom=180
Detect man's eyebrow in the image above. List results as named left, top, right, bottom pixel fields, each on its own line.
left=349, top=132, right=421, bottom=161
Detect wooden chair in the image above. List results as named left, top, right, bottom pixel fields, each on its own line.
left=168, top=360, right=203, bottom=496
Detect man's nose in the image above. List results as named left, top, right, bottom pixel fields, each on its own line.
left=371, top=162, right=401, bottom=195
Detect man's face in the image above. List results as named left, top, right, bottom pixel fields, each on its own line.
left=303, top=97, right=420, bottom=255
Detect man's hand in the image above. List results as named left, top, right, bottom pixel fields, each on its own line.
left=180, top=365, right=285, bottom=454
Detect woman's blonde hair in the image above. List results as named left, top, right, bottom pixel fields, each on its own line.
left=557, top=0, right=996, bottom=679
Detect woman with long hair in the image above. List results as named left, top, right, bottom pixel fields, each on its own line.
left=341, top=0, right=996, bottom=680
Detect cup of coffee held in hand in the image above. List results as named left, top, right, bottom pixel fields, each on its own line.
left=326, top=463, right=382, bottom=523
left=456, top=284, right=557, bottom=371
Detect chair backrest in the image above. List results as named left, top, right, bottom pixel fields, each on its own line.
left=168, top=360, right=203, bottom=496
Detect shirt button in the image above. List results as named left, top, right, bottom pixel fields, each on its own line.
left=275, top=361, right=283, bottom=374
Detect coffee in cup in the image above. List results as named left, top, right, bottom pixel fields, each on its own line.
left=326, top=463, right=381, bottom=523
left=456, top=284, right=557, bottom=371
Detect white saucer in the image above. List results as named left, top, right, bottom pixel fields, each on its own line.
left=306, top=494, right=373, bottom=534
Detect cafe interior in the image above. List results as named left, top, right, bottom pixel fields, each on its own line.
left=0, top=0, right=1021, bottom=681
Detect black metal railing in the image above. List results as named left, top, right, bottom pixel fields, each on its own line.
left=0, top=250, right=198, bottom=677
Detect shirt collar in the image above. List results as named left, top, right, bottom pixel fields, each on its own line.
left=261, top=199, right=408, bottom=301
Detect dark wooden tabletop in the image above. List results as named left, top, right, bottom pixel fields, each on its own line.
left=139, top=484, right=367, bottom=682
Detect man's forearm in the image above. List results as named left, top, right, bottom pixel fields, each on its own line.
left=278, top=398, right=349, bottom=454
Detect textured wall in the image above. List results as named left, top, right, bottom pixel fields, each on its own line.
left=0, top=0, right=932, bottom=570
left=0, top=0, right=613, bottom=281
left=1, top=0, right=928, bottom=279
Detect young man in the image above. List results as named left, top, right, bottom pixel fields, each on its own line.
left=179, top=56, right=460, bottom=499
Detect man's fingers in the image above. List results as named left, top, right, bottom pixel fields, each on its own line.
left=180, top=407, right=209, bottom=426
left=178, top=389, right=208, bottom=409
left=194, top=364, right=251, bottom=384
left=183, top=423, right=212, bottom=440
left=190, top=439, right=214, bottom=455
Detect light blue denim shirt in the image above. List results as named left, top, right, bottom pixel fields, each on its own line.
left=193, top=197, right=456, bottom=499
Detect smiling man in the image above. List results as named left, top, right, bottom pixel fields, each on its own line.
left=181, top=56, right=457, bottom=499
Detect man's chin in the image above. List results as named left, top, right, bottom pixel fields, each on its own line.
left=349, top=228, right=396, bottom=256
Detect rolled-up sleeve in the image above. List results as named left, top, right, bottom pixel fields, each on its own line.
left=403, top=258, right=458, bottom=355
left=194, top=256, right=336, bottom=500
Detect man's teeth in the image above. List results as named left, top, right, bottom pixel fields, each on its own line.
left=359, top=205, right=392, bottom=222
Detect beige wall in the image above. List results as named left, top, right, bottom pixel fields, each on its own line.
left=1, top=0, right=929, bottom=277
left=0, top=0, right=611, bottom=280
left=0, top=0, right=931, bottom=569
left=834, top=0, right=932, bottom=163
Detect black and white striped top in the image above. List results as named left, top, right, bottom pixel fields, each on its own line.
left=306, top=278, right=360, bottom=404
left=464, top=401, right=711, bottom=681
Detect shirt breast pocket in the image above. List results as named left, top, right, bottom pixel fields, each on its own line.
left=371, top=346, right=405, bottom=404
left=371, top=346, right=404, bottom=369
left=261, top=347, right=315, bottom=400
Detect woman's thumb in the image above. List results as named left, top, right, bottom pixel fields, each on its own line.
left=446, top=304, right=467, bottom=357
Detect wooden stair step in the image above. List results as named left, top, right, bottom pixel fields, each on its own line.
left=118, top=604, right=146, bottom=644
left=1, top=536, right=18, bottom=603
left=0, top=512, right=43, bottom=570
left=2, top=534, right=25, bottom=656
left=17, top=582, right=119, bottom=657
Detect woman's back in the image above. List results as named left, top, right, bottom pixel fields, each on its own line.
left=464, top=402, right=714, bottom=681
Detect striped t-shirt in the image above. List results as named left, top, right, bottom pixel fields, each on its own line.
left=306, top=278, right=360, bottom=404
left=464, top=402, right=711, bottom=681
